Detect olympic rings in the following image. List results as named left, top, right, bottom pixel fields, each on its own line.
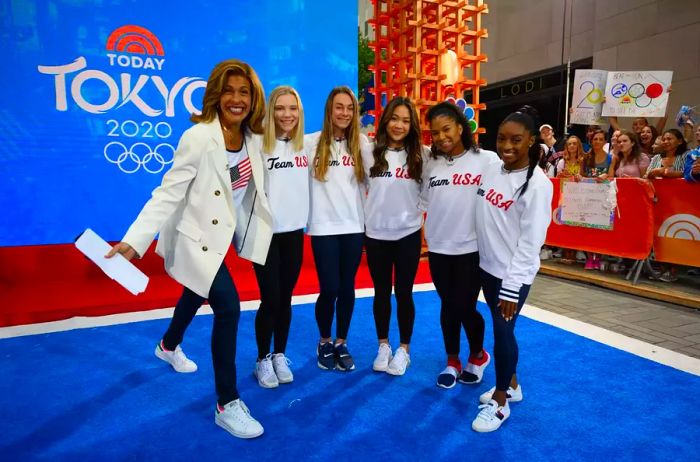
left=103, top=141, right=175, bottom=174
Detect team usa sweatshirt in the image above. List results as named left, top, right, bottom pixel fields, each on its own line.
left=261, top=139, right=310, bottom=233
left=421, top=147, right=499, bottom=255
left=475, top=160, right=554, bottom=304
left=305, top=131, right=366, bottom=236
left=361, top=143, right=431, bottom=240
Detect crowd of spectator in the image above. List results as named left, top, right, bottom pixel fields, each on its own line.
left=536, top=111, right=700, bottom=282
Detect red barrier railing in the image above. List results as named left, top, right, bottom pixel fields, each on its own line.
left=545, top=178, right=656, bottom=260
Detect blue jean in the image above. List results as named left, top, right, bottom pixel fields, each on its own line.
left=162, top=262, right=241, bottom=406
left=480, top=269, right=531, bottom=391
left=311, top=233, right=364, bottom=339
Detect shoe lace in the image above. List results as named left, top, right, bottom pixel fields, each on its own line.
left=173, top=346, right=190, bottom=366
left=273, top=354, right=292, bottom=367
left=260, top=354, right=276, bottom=378
left=475, top=402, right=498, bottom=422
left=378, top=344, right=391, bottom=358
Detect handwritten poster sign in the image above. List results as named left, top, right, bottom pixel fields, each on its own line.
left=559, top=179, right=616, bottom=230
left=571, top=69, right=607, bottom=125
left=602, top=70, right=673, bottom=117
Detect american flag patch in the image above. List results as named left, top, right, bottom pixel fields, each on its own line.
left=230, top=156, right=252, bottom=190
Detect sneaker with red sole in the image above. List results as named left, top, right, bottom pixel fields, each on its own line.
left=458, top=350, right=490, bottom=384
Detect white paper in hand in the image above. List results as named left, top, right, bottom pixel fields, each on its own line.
left=75, top=228, right=149, bottom=295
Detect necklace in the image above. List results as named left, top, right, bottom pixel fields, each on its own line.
left=445, top=150, right=467, bottom=165
left=221, top=122, right=242, bottom=150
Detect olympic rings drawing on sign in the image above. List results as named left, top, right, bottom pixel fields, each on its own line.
left=103, top=141, right=175, bottom=174
left=610, top=81, right=664, bottom=108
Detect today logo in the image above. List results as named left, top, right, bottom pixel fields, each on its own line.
left=37, top=24, right=205, bottom=117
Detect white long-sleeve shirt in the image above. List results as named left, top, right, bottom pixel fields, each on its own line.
left=475, top=160, right=554, bottom=303
left=261, top=139, right=310, bottom=233
left=306, top=131, right=366, bottom=236
left=421, top=148, right=499, bottom=255
left=361, top=142, right=430, bottom=240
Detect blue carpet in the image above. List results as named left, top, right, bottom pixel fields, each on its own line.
left=1, top=291, right=699, bottom=461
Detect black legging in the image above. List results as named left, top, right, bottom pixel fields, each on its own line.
left=365, top=229, right=421, bottom=344
left=428, top=251, right=484, bottom=357
left=162, top=262, right=240, bottom=406
left=311, top=233, right=364, bottom=340
left=253, top=229, right=304, bottom=359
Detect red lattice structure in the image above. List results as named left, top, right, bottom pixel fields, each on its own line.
left=368, top=0, right=489, bottom=143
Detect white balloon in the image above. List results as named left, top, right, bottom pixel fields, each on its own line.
left=440, top=49, right=460, bottom=85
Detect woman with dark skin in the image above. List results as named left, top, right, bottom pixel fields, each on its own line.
left=472, top=107, right=553, bottom=432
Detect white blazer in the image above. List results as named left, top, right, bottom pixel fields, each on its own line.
left=122, top=116, right=273, bottom=298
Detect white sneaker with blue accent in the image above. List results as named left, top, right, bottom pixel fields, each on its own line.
left=471, top=399, right=510, bottom=433
left=215, top=399, right=264, bottom=439
left=479, top=384, right=523, bottom=404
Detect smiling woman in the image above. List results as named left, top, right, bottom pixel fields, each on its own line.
left=305, top=86, right=367, bottom=373
left=105, top=59, right=272, bottom=440
left=473, top=106, right=553, bottom=433
left=360, top=96, right=428, bottom=376
left=422, top=101, right=499, bottom=392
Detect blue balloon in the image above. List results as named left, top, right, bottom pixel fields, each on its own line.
left=464, top=107, right=475, bottom=120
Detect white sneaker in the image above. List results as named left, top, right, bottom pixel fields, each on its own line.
left=478, top=385, right=523, bottom=404
left=576, top=251, right=587, bottom=262
left=215, top=399, right=264, bottom=439
left=539, top=248, right=552, bottom=260
left=386, top=346, right=410, bottom=376
left=154, top=342, right=197, bottom=373
left=471, top=399, right=510, bottom=433
left=254, top=354, right=279, bottom=388
left=372, top=343, right=393, bottom=372
left=272, top=353, right=294, bottom=384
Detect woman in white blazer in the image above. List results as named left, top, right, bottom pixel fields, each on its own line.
left=107, top=59, right=272, bottom=439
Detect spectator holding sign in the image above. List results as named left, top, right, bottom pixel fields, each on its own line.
left=608, top=130, right=649, bottom=178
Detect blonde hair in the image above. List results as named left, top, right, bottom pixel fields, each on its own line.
left=564, top=135, right=586, bottom=162
left=313, top=86, right=364, bottom=182
left=190, top=59, right=265, bottom=134
left=263, top=86, right=305, bottom=154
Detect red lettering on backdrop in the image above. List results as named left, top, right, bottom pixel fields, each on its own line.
left=342, top=155, right=354, bottom=166
left=295, top=156, right=308, bottom=167
left=396, top=167, right=408, bottom=178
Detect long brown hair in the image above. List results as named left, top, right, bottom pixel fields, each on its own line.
left=371, top=97, right=423, bottom=183
left=313, top=86, right=364, bottom=182
left=586, top=129, right=607, bottom=170
left=615, top=129, right=642, bottom=164
left=190, top=59, right=265, bottom=134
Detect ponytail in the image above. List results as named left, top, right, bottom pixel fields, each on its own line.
left=501, top=105, right=542, bottom=198
left=516, top=142, right=541, bottom=198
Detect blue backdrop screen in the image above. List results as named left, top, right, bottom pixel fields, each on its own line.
left=0, top=0, right=358, bottom=246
